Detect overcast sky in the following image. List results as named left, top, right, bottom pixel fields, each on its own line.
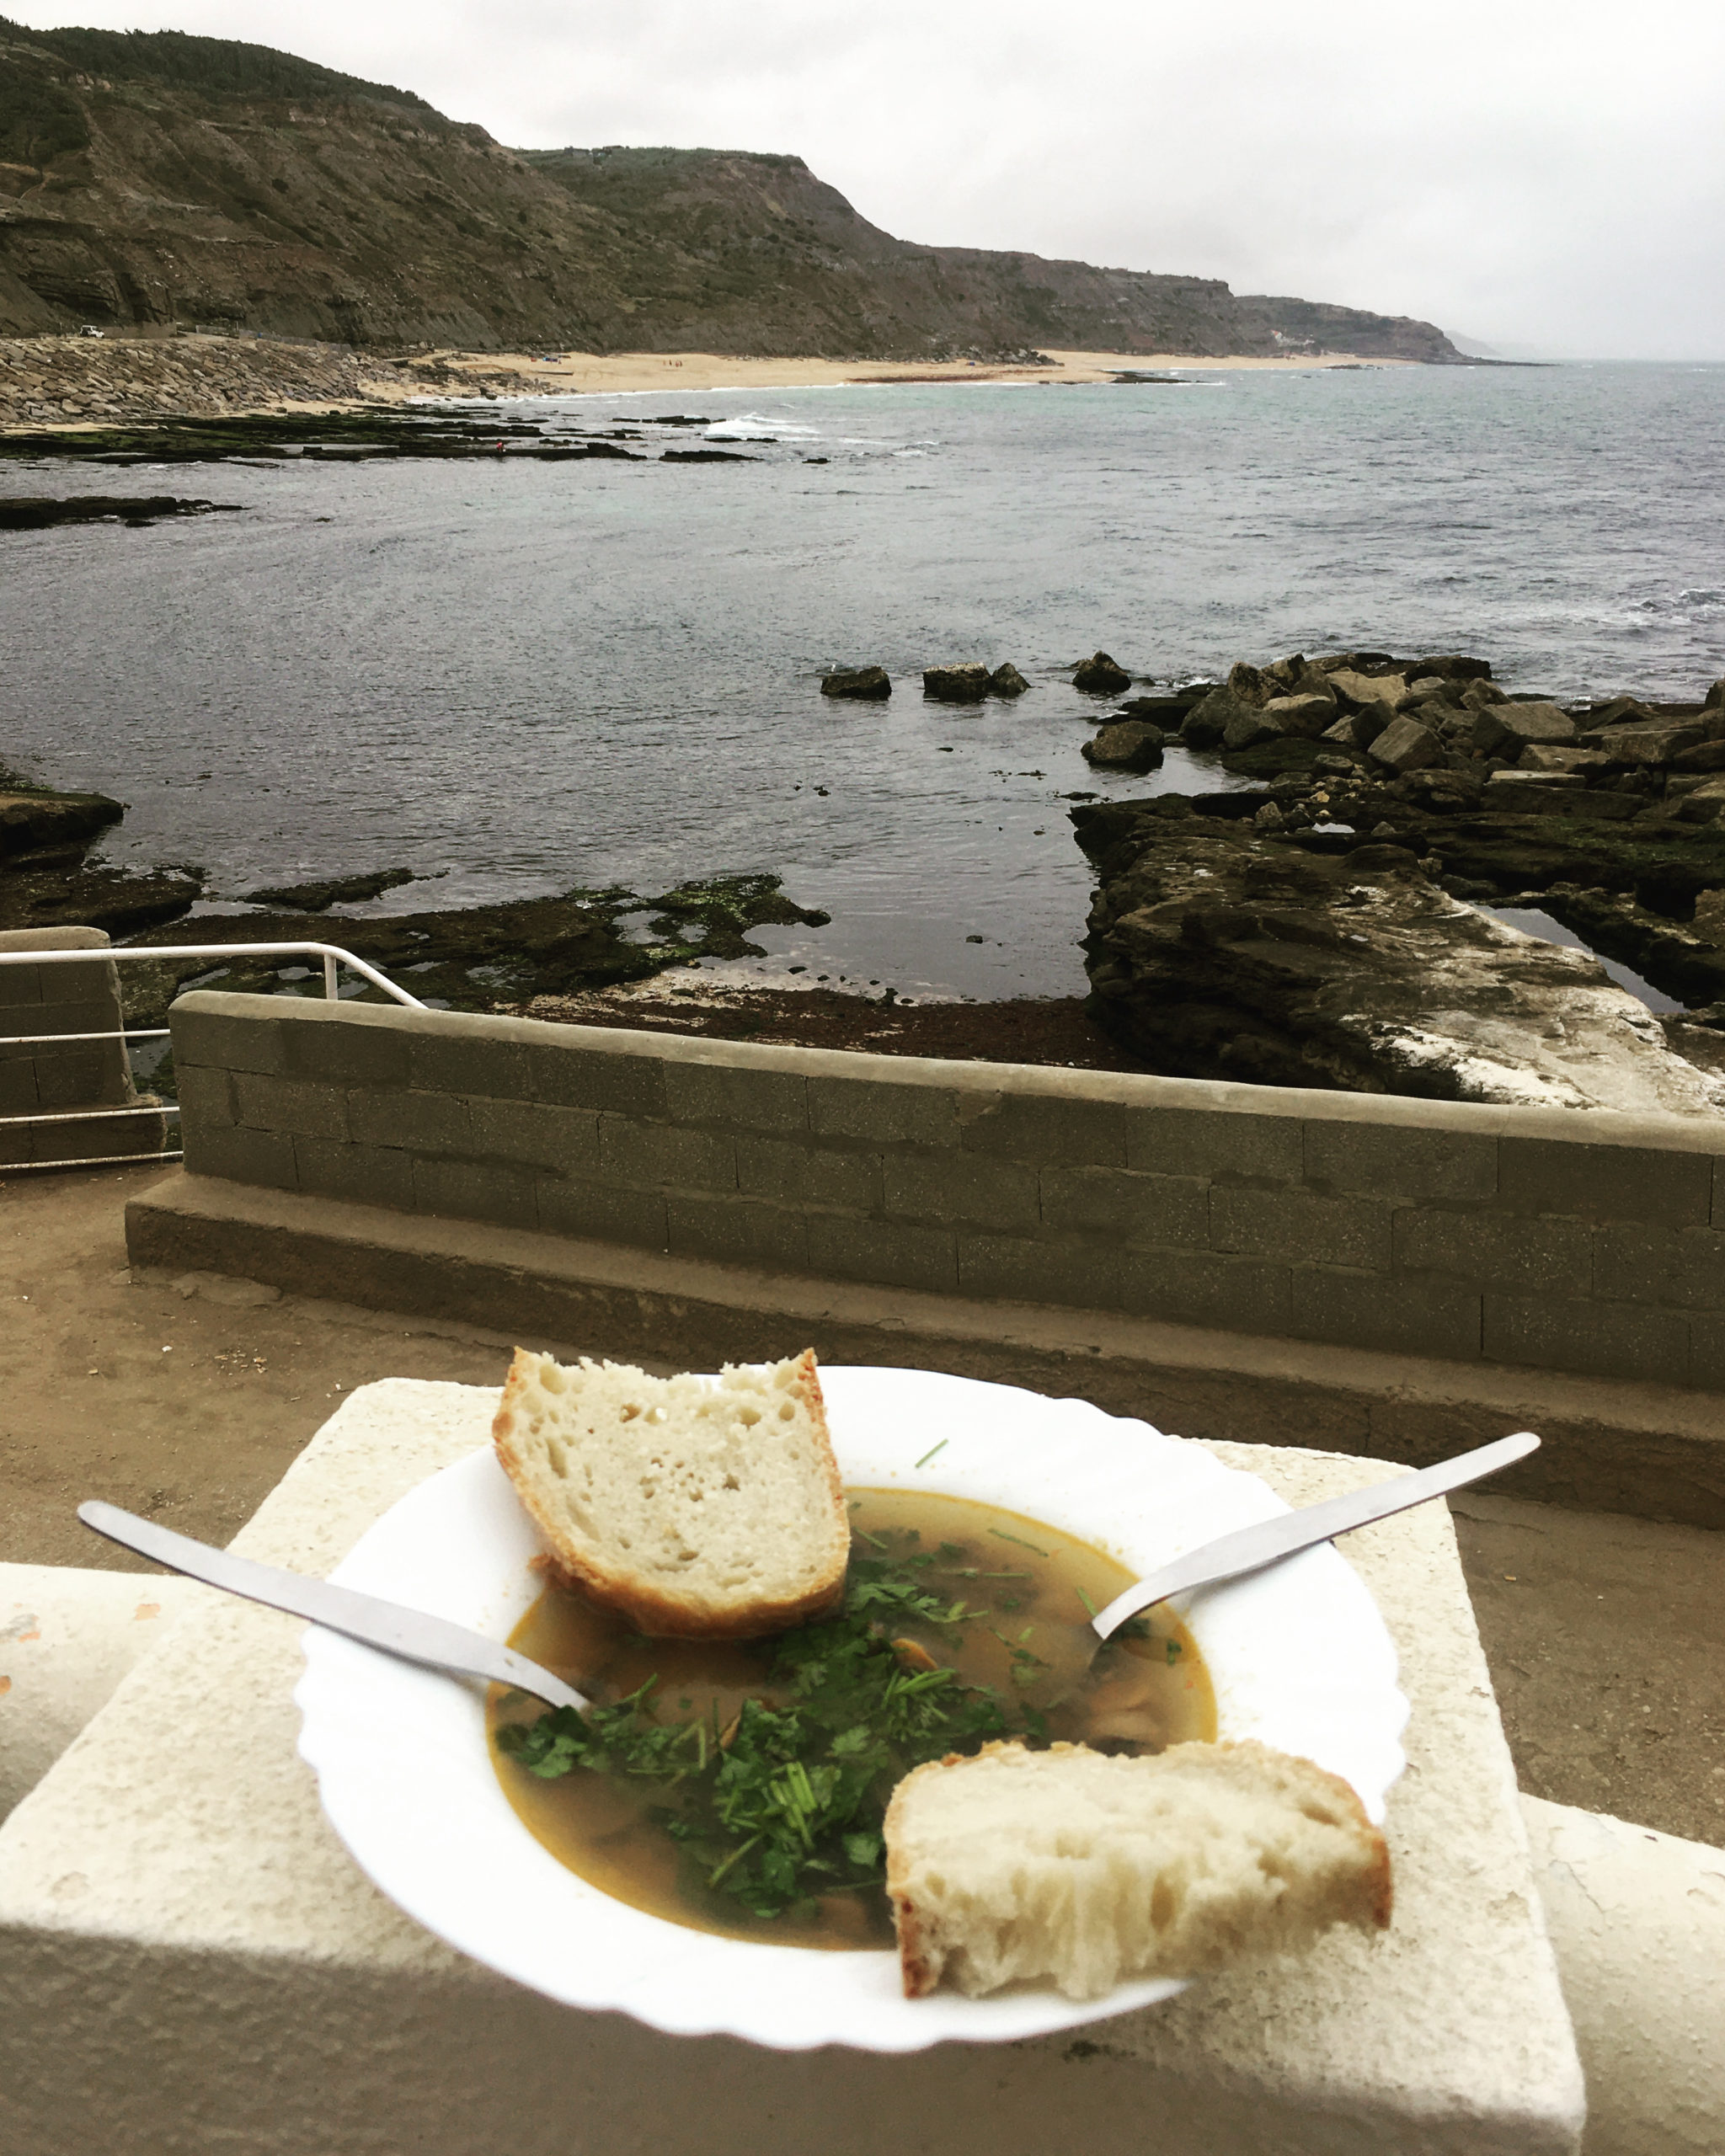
left=13, top=0, right=1725, bottom=357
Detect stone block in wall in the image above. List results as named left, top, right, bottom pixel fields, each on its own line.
left=1392, top=1206, right=1594, bottom=1298
left=735, top=1134, right=882, bottom=1213
left=1589, top=1222, right=1725, bottom=1310
left=521, top=1038, right=669, bottom=1119
left=1039, top=1165, right=1209, bottom=1246
left=465, top=1098, right=600, bottom=1178
left=807, top=1071, right=964, bottom=1150
left=1302, top=1119, right=1498, bottom=1203
left=29, top=1044, right=116, bottom=1110
left=1291, top=1269, right=1483, bottom=1363
left=1117, top=1247, right=1294, bottom=1333
left=535, top=1176, right=668, bottom=1251
left=805, top=1212, right=958, bottom=1295
left=234, top=1072, right=351, bottom=1143
left=957, top=1091, right=1130, bottom=1167
left=174, top=1064, right=236, bottom=1132
left=1688, top=1310, right=1725, bottom=1390
left=402, top=1026, right=530, bottom=1103
left=666, top=1193, right=811, bottom=1273
left=881, top=1150, right=1041, bottom=1234
left=1124, top=1102, right=1304, bottom=1182
left=597, top=1114, right=736, bottom=1193
left=957, top=1232, right=1124, bottom=1310
left=1498, top=1136, right=1712, bottom=1227
left=293, top=1135, right=415, bottom=1213
left=411, top=1155, right=537, bottom=1231
left=664, top=1059, right=809, bottom=1137
left=179, top=1120, right=299, bottom=1189
left=282, top=1005, right=412, bottom=1090
left=1485, top=1291, right=1693, bottom=1385
left=1210, top=1184, right=1392, bottom=1271
left=347, top=1086, right=467, bottom=1155
left=170, top=1001, right=287, bottom=1078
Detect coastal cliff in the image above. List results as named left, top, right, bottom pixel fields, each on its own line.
left=0, top=21, right=1461, bottom=360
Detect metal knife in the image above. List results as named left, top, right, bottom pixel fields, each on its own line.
left=77, top=1499, right=589, bottom=1712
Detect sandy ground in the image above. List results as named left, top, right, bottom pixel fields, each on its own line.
left=3, top=1162, right=1718, bottom=1846
left=376, top=344, right=1408, bottom=402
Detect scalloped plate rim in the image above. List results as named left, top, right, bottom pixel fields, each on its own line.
left=295, top=1364, right=1408, bottom=2052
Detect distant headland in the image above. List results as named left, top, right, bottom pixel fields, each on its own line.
left=0, top=18, right=1463, bottom=364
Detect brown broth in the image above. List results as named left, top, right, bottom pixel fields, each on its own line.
left=488, top=1487, right=1216, bottom=1949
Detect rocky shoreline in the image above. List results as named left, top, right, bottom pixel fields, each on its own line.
left=7, top=638, right=1725, bottom=1114
left=1076, top=650, right=1725, bottom=1111
left=0, top=335, right=526, bottom=432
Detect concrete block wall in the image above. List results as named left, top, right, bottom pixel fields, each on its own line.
left=0, top=928, right=163, bottom=1168
left=168, top=990, right=1725, bottom=1390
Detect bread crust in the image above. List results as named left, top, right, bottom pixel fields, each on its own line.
left=492, top=1346, right=848, bottom=1640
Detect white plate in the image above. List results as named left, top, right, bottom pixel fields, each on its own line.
left=296, top=1366, right=1407, bottom=2052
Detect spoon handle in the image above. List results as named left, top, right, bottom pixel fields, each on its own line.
left=77, top=1500, right=589, bottom=1713
left=1090, top=1430, right=1540, bottom=1641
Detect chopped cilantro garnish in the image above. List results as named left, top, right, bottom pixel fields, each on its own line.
left=987, top=1526, right=1050, bottom=1557
left=495, top=1542, right=1031, bottom=1920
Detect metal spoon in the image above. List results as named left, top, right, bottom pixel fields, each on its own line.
left=77, top=1500, right=589, bottom=1711
left=1088, top=1428, right=1540, bottom=1641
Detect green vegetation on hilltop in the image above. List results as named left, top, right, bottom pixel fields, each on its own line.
left=0, top=15, right=427, bottom=107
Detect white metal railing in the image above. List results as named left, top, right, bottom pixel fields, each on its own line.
left=0, top=941, right=425, bottom=1173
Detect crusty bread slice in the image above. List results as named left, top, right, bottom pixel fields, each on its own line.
left=884, top=1738, right=1391, bottom=2000
left=492, top=1347, right=848, bottom=1638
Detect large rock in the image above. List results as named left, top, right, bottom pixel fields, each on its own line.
left=1367, top=714, right=1445, bottom=773
left=1072, top=651, right=1133, bottom=695
left=1590, top=722, right=1706, bottom=768
left=0, top=788, right=124, bottom=862
left=1326, top=668, right=1412, bottom=715
left=1226, top=660, right=1270, bottom=707
left=1519, top=744, right=1607, bottom=775
left=820, top=665, right=891, bottom=700
left=1407, top=654, right=1494, bottom=683
left=922, top=663, right=991, bottom=702
left=1076, top=808, right=1725, bottom=1111
left=1180, top=685, right=1255, bottom=750
left=1472, top=702, right=1577, bottom=755
left=1260, top=692, right=1337, bottom=739
left=1081, top=720, right=1165, bottom=773
left=1222, top=705, right=1284, bottom=751
left=988, top=662, right=1029, bottom=697
left=1119, top=695, right=1194, bottom=724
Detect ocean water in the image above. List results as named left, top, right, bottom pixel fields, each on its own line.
left=3, top=360, right=1722, bottom=999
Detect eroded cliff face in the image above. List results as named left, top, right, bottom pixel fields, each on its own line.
left=0, top=22, right=1463, bottom=360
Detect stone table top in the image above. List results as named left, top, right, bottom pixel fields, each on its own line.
left=0, top=1378, right=1584, bottom=2156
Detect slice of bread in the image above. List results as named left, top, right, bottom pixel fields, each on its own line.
left=492, top=1348, right=848, bottom=1638
left=884, top=1738, right=1391, bottom=2000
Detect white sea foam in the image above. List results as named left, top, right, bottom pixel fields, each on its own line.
left=703, top=412, right=820, bottom=442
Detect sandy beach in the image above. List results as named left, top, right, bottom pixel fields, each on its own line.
left=381, top=344, right=1409, bottom=401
